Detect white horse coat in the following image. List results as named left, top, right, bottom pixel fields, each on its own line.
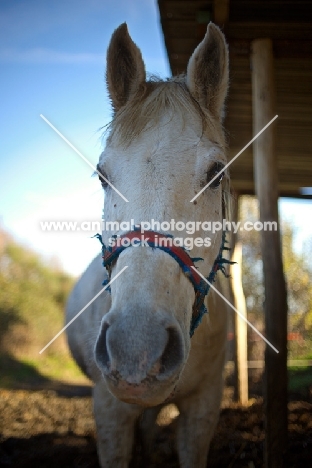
left=66, top=22, right=230, bottom=467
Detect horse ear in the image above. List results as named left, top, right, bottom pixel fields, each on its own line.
left=106, top=23, right=146, bottom=112
left=186, top=23, right=229, bottom=120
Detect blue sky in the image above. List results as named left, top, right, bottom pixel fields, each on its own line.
left=0, top=0, right=311, bottom=275
left=0, top=0, right=170, bottom=274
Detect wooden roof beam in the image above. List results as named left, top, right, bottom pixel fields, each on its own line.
left=213, top=0, right=229, bottom=28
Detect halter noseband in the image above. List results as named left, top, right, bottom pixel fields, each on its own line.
left=96, top=229, right=232, bottom=337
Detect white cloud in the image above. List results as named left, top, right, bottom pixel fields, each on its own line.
left=7, top=183, right=104, bottom=276
left=0, top=47, right=104, bottom=64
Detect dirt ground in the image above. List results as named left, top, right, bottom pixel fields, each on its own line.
left=0, top=385, right=311, bottom=468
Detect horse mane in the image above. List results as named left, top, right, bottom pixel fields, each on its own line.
left=106, top=76, right=226, bottom=149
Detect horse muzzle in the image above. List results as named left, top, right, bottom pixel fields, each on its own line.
left=94, top=310, right=185, bottom=405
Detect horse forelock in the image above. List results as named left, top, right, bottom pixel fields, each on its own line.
left=104, top=75, right=226, bottom=149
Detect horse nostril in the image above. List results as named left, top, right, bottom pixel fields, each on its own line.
left=158, top=327, right=184, bottom=379
left=95, top=322, right=110, bottom=372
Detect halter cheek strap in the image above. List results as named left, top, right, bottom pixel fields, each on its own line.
left=95, top=229, right=232, bottom=337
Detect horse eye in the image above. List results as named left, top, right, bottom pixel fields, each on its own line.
left=96, top=164, right=109, bottom=189
left=206, top=162, right=225, bottom=189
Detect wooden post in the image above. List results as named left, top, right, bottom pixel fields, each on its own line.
left=231, top=241, right=249, bottom=405
left=230, top=195, right=249, bottom=405
left=251, top=39, right=288, bottom=467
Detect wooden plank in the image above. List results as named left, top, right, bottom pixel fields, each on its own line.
left=213, top=0, right=229, bottom=27
left=229, top=0, right=312, bottom=23
left=229, top=39, right=312, bottom=59
left=227, top=22, right=312, bottom=40
left=251, top=38, right=288, bottom=468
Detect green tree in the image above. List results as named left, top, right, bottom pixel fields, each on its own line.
left=0, top=228, right=74, bottom=357
left=237, top=197, right=312, bottom=359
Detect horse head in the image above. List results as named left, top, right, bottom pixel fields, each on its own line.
left=94, top=22, right=229, bottom=406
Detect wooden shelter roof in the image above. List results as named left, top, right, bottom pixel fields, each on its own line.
left=157, top=0, right=312, bottom=197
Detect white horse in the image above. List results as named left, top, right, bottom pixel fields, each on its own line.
left=66, top=22, right=230, bottom=467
